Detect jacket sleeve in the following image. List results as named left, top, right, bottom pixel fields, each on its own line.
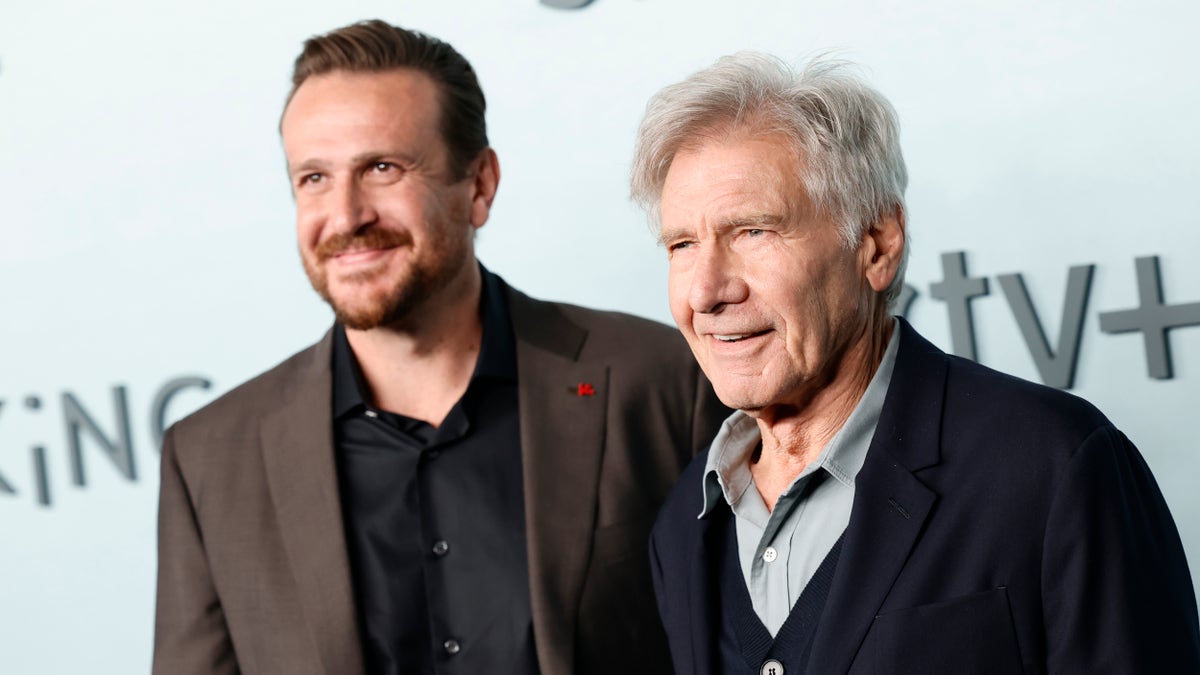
left=153, top=426, right=240, bottom=675
left=1041, top=425, right=1200, bottom=673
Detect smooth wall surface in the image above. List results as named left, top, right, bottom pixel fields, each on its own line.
left=2, top=1, right=1198, bottom=672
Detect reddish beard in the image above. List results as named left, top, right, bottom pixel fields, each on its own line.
left=302, top=225, right=470, bottom=331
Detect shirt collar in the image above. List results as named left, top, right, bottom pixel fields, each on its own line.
left=474, top=265, right=518, bottom=382
left=331, top=264, right=516, bottom=419
left=699, top=317, right=902, bottom=518
left=700, top=413, right=760, bottom=518
left=331, top=322, right=363, bottom=419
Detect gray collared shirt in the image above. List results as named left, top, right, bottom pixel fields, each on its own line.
left=699, top=319, right=900, bottom=635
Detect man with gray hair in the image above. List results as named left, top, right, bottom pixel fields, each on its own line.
left=634, top=54, right=1200, bottom=674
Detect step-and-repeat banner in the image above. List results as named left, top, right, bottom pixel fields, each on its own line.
left=3, top=1, right=1198, bottom=671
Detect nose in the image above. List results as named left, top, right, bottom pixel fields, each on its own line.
left=688, top=242, right=749, bottom=314
left=326, top=178, right=378, bottom=235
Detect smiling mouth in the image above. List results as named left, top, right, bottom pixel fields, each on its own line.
left=711, top=330, right=770, bottom=343
left=334, top=246, right=393, bottom=260
left=315, top=229, right=413, bottom=263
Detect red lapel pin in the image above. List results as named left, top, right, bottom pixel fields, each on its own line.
left=575, top=382, right=596, bottom=397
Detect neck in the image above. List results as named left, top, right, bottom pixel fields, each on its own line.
left=750, top=316, right=893, bottom=510
left=345, top=263, right=483, bottom=427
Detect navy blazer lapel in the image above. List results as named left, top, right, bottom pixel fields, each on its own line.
left=259, top=332, right=365, bottom=675
left=806, top=320, right=946, bottom=674
left=688, top=508, right=727, bottom=675
left=504, top=283, right=609, bottom=674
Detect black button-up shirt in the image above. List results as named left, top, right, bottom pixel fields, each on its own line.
left=332, top=270, right=538, bottom=675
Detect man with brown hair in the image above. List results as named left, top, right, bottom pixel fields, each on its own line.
left=153, top=20, right=725, bottom=675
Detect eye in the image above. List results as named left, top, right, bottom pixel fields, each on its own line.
left=297, top=173, right=324, bottom=187
left=665, top=240, right=697, bottom=258
left=364, top=161, right=405, bottom=183
left=746, top=228, right=764, bottom=237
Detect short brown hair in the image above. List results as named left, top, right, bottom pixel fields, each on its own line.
left=287, top=19, right=488, bottom=178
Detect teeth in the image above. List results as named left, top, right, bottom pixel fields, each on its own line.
left=715, top=334, right=750, bottom=342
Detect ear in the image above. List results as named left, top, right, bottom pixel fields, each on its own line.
left=467, top=147, right=500, bottom=229
left=860, top=206, right=906, bottom=293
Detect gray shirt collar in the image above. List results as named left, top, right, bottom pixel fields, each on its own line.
left=699, top=319, right=902, bottom=518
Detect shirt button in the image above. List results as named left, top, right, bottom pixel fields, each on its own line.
left=760, top=658, right=784, bottom=675
left=432, top=540, right=450, bottom=556
left=364, top=409, right=378, bottom=418
left=443, top=638, right=461, bottom=655
left=762, top=546, right=778, bottom=563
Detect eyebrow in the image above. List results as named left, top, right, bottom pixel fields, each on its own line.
left=288, top=159, right=328, bottom=176
left=721, top=213, right=784, bottom=228
left=657, top=212, right=786, bottom=246
left=657, top=225, right=689, bottom=246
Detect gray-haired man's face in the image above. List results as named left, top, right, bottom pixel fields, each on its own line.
left=659, top=130, right=897, bottom=415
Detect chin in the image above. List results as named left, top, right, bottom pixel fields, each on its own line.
left=327, top=287, right=396, bottom=329
left=709, top=386, right=761, bottom=413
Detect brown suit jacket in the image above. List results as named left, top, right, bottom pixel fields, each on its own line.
left=153, top=279, right=727, bottom=675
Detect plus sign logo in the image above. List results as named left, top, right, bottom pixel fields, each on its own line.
left=1099, top=256, right=1200, bottom=379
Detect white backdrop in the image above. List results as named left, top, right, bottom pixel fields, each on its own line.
left=2, top=1, right=1198, bottom=672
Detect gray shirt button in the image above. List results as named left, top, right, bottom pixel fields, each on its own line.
left=760, top=659, right=784, bottom=675
left=443, top=639, right=461, bottom=655
left=432, top=540, right=450, bottom=556
left=762, top=546, right=778, bottom=563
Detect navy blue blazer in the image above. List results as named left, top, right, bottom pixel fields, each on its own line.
left=650, top=319, right=1200, bottom=674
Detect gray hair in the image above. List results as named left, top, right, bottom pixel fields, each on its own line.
left=630, top=53, right=909, bottom=306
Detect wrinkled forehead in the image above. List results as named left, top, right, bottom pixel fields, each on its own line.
left=662, top=126, right=811, bottom=194
left=658, top=130, right=815, bottom=234
left=280, top=69, right=453, bottom=171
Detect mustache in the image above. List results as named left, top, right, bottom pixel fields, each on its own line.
left=314, top=228, right=413, bottom=262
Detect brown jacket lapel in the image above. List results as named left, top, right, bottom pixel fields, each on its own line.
left=259, top=332, right=365, bottom=675
left=506, top=285, right=610, bottom=675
